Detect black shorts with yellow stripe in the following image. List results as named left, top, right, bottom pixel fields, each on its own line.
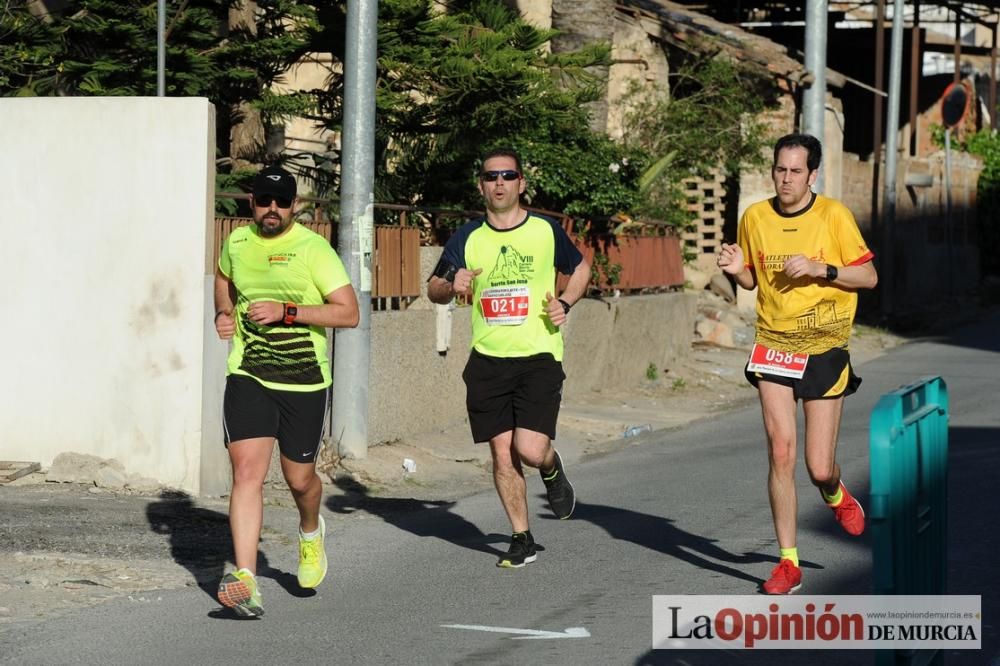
left=744, top=347, right=861, bottom=400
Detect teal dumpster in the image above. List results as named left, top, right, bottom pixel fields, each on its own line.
left=870, top=376, right=949, bottom=666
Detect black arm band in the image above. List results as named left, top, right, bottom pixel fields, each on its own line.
left=431, top=258, right=459, bottom=283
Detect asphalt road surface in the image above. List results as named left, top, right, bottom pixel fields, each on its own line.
left=2, top=311, right=997, bottom=665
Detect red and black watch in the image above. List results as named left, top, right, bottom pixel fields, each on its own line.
left=282, top=302, right=298, bottom=326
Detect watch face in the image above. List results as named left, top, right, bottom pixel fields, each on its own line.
left=288, top=306, right=297, bottom=316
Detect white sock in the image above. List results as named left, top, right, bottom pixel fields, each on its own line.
left=300, top=526, right=321, bottom=540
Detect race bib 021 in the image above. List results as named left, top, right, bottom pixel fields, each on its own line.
left=480, top=285, right=530, bottom=326
left=746, top=343, right=809, bottom=379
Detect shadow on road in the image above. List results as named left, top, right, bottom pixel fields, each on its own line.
left=325, top=478, right=509, bottom=558
left=560, top=500, right=806, bottom=587
left=146, top=491, right=305, bottom=619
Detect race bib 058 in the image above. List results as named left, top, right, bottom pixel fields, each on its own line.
left=746, top=343, right=809, bottom=379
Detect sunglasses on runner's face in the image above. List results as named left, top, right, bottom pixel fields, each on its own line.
left=480, top=170, right=520, bottom=182
left=254, top=194, right=293, bottom=209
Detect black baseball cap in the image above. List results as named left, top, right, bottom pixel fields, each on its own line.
left=251, top=165, right=297, bottom=200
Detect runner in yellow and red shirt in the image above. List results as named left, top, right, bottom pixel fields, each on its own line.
left=717, top=134, right=878, bottom=595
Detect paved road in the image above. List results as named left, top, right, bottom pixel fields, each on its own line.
left=2, top=312, right=997, bottom=665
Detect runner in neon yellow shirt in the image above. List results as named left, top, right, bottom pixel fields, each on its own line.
left=428, top=148, right=591, bottom=568
left=214, top=165, right=359, bottom=616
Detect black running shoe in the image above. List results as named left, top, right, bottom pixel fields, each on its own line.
left=497, top=532, right=538, bottom=568
left=541, top=450, right=576, bottom=519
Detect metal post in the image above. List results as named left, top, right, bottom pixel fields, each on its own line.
left=908, top=1, right=920, bottom=155
left=804, top=0, right=828, bottom=193
left=872, top=0, right=885, bottom=235
left=953, top=11, right=961, bottom=84
left=332, top=0, right=377, bottom=459
left=157, top=0, right=166, bottom=96
left=991, top=25, right=997, bottom=130
left=944, top=128, right=953, bottom=295
left=881, top=0, right=905, bottom=317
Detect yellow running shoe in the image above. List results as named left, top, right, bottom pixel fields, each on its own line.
left=218, top=568, right=264, bottom=618
left=297, top=514, right=328, bottom=589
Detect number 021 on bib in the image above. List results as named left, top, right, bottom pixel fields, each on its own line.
left=746, top=344, right=809, bottom=379
left=480, top=285, right=530, bottom=325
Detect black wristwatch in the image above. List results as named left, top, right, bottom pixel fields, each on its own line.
left=825, top=264, right=839, bottom=281
left=557, top=298, right=572, bottom=314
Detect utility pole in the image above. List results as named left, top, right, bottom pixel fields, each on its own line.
left=157, top=0, right=165, bottom=95
left=804, top=0, right=828, bottom=192
left=881, top=0, right=906, bottom=317
left=332, top=0, right=377, bottom=459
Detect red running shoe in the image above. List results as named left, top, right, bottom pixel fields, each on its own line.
left=763, top=559, right=802, bottom=595
left=828, top=480, right=866, bottom=536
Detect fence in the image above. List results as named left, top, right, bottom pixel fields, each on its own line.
left=563, top=231, right=685, bottom=291
left=870, top=376, right=949, bottom=666
left=214, top=216, right=421, bottom=307
left=552, top=214, right=685, bottom=292
left=214, top=197, right=687, bottom=302
left=681, top=170, right=727, bottom=264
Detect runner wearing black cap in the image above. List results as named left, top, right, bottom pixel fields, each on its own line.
left=213, top=165, right=359, bottom=616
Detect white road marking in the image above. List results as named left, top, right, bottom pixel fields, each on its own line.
left=441, top=624, right=590, bottom=640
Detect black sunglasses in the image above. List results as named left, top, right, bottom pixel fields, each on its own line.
left=480, top=170, right=520, bottom=182
left=254, top=194, right=293, bottom=209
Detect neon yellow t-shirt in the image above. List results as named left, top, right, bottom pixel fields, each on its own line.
left=737, top=194, right=874, bottom=355
left=219, top=223, right=351, bottom=391
left=439, top=214, right=584, bottom=361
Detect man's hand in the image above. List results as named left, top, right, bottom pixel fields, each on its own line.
left=246, top=300, right=284, bottom=326
left=783, top=254, right=824, bottom=280
left=717, top=242, right=745, bottom=275
left=453, top=267, right=482, bottom=296
left=215, top=310, right=235, bottom=340
left=544, top=291, right=568, bottom=327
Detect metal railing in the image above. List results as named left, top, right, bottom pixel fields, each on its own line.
left=214, top=195, right=686, bottom=301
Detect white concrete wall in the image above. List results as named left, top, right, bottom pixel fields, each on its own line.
left=0, top=97, right=226, bottom=495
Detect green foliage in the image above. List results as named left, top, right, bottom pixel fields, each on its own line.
left=0, top=3, right=61, bottom=95
left=0, top=0, right=315, bottom=161
left=590, top=251, right=622, bottom=287
left=931, top=126, right=1000, bottom=275
left=645, top=362, right=658, bottom=381
left=304, top=0, right=642, bottom=217
left=671, top=377, right=686, bottom=391
left=621, top=53, right=772, bottom=228
left=214, top=168, right=257, bottom=216
left=3, top=0, right=773, bottom=235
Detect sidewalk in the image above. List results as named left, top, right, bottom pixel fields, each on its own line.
left=0, top=309, right=905, bottom=630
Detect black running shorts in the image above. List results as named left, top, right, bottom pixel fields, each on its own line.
left=223, top=374, right=329, bottom=463
left=462, top=349, right=566, bottom=443
left=744, top=346, right=861, bottom=400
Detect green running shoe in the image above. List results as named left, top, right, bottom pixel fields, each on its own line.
left=218, top=568, right=264, bottom=618
left=297, top=514, right=328, bottom=589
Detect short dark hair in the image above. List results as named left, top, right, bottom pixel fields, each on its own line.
left=773, top=134, right=822, bottom=172
left=480, top=147, right=522, bottom=174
